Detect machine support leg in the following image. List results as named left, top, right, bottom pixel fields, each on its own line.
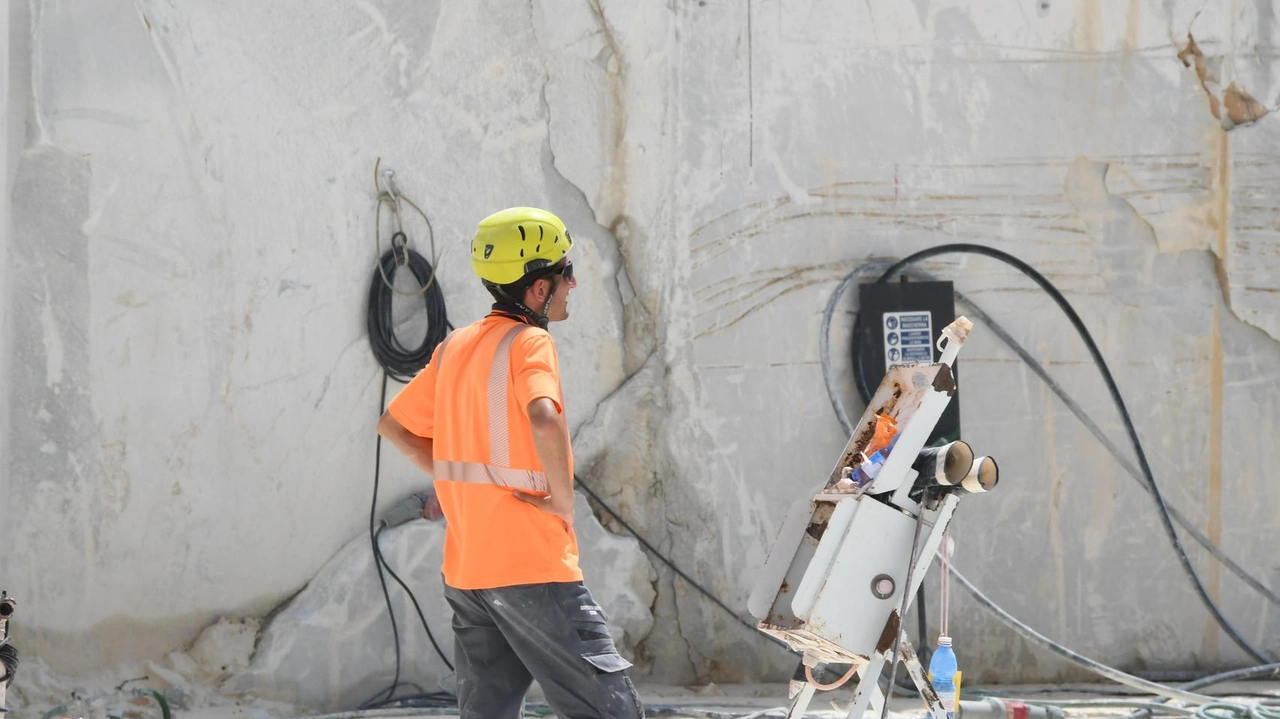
left=786, top=681, right=817, bottom=719
left=897, top=633, right=948, bottom=719
left=844, top=653, right=886, bottom=719
left=842, top=633, right=948, bottom=719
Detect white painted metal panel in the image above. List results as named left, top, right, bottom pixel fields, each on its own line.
left=748, top=496, right=815, bottom=621
left=801, top=496, right=917, bottom=657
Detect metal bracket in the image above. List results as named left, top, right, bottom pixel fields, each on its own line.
left=784, top=632, right=947, bottom=719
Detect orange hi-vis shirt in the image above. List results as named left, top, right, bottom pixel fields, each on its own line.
left=387, top=312, right=583, bottom=590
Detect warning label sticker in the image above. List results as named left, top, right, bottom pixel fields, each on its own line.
left=882, top=311, right=933, bottom=368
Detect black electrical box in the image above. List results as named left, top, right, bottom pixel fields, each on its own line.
left=854, top=280, right=960, bottom=445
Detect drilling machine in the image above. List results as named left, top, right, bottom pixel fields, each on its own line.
left=749, top=317, right=1005, bottom=719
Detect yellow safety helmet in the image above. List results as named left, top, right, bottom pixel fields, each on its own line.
left=470, top=207, right=573, bottom=285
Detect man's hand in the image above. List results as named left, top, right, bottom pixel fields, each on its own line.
left=526, top=396, right=575, bottom=531
left=377, top=411, right=435, bottom=477
left=513, top=490, right=575, bottom=529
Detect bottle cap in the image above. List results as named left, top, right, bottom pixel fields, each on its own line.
left=937, top=635, right=952, bottom=647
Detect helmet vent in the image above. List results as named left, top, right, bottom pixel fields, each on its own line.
left=518, top=225, right=527, bottom=241
left=520, top=249, right=525, bottom=257
left=536, top=244, right=541, bottom=252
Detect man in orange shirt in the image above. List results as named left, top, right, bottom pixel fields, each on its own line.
left=377, top=207, right=644, bottom=719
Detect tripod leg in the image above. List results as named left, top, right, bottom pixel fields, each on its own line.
left=844, top=653, right=886, bottom=719
left=786, top=681, right=817, bottom=719
left=898, top=634, right=948, bottom=719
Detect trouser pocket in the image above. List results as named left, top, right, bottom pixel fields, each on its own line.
left=478, top=582, right=642, bottom=718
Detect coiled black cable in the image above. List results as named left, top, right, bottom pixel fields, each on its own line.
left=366, top=241, right=450, bottom=385
left=849, top=244, right=1275, bottom=665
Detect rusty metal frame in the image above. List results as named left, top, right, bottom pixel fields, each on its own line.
left=750, top=317, right=977, bottom=719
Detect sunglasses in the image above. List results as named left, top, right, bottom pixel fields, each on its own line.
left=550, top=260, right=574, bottom=281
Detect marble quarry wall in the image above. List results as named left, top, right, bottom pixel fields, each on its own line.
left=3, top=0, right=1280, bottom=708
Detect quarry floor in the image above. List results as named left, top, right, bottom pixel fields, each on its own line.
left=176, top=681, right=1280, bottom=719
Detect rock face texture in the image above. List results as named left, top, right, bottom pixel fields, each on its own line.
left=231, top=498, right=654, bottom=711
left=3, top=0, right=1279, bottom=700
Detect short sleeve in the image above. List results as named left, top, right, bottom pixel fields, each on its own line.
left=387, top=345, right=443, bottom=437
left=511, top=329, right=562, bottom=414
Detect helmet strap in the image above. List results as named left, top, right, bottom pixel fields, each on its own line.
left=488, top=282, right=550, bottom=329
left=537, top=276, right=563, bottom=328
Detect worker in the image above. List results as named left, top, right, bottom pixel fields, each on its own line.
left=377, top=207, right=644, bottom=718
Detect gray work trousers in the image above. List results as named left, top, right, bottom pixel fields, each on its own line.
left=444, top=581, right=644, bottom=719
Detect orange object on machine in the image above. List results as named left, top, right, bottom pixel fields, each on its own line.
left=864, top=413, right=899, bottom=456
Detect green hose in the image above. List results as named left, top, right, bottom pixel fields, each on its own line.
left=141, top=689, right=172, bottom=719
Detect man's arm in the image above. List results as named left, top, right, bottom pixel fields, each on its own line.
left=523, top=397, right=575, bottom=528
left=377, top=411, right=436, bottom=477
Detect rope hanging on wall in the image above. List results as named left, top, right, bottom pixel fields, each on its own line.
left=366, top=158, right=451, bottom=383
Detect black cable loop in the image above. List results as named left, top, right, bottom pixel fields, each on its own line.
left=849, top=244, right=1276, bottom=665
left=366, top=246, right=450, bottom=384
left=827, top=259, right=1280, bottom=610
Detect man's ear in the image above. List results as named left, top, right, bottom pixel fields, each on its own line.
left=529, top=277, right=550, bottom=303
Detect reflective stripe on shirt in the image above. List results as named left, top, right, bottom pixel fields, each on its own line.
left=433, top=459, right=549, bottom=493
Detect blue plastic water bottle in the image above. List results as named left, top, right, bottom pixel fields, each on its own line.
left=928, top=635, right=958, bottom=719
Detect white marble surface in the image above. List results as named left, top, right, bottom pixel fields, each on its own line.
left=2, top=0, right=1279, bottom=699
left=228, top=496, right=653, bottom=711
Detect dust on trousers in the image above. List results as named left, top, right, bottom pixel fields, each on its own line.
left=445, top=581, right=644, bottom=719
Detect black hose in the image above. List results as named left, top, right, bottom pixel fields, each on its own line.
left=362, top=692, right=458, bottom=710
left=833, top=261, right=1280, bottom=610
left=362, top=169, right=457, bottom=709
left=574, top=476, right=768, bottom=636
left=1181, top=662, right=1280, bottom=690
left=366, top=244, right=450, bottom=384
left=850, top=244, right=1275, bottom=664
left=364, top=372, right=456, bottom=709
left=363, top=376, right=407, bottom=709
left=948, top=564, right=1213, bottom=703
left=373, top=525, right=454, bottom=672
left=364, top=373, right=457, bottom=709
